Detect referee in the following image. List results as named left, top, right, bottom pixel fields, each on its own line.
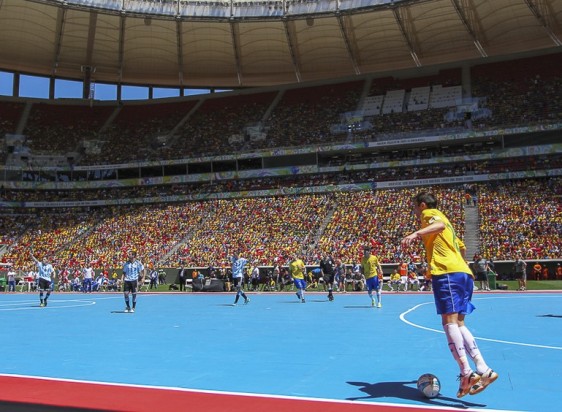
left=122, top=250, right=145, bottom=313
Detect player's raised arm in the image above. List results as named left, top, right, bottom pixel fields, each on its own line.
left=30, top=249, right=39, bottom=264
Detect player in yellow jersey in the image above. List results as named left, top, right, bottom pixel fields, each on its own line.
left=289, top=253, right=306, bottom=303
left=401, top=192, right=497, bottom=399
left=360, top=246, right=383, bottom=308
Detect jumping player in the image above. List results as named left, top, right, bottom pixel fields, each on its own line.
left=401, top=191, right=498, bottom=398
left=360, top=246, right=383, bottom=307
left=122, top=250, right=145, bottom=313
left=30, top=250, right=56, bottom=307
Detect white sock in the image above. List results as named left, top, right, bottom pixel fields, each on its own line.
left=459, top=325, right=489, bottom=374
left=444, top=323, right=472, bottom=375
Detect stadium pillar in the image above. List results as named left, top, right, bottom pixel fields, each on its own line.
left=13, top=73, right=20, bottom=97
left=82, top=66, right=93, bottom=99
left=49, top=77, right=55, bottom=100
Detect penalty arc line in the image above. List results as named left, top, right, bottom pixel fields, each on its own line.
left=400, top=299, right=562, bottom=351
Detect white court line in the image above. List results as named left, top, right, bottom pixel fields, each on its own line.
left=0, top=299, right=97, bottom=311
left=0, top=293, right=158, bottom=311
left=400, top=295, right=562, bottom=351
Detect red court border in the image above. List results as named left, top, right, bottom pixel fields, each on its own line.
left=0, top=375, right=468, bottom=412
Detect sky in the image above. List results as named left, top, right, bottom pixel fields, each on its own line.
left=0, top=70, right=223, bottom=101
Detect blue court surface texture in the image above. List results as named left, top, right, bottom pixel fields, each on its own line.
left=1, top=291, right=561, bottom=412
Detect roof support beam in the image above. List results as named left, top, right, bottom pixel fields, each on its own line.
left=85, top=11, right=98, bottom=67
left=337, top=14, right=361, bottom=76
left=524, top=0, right=562, bottom=46
left=392, top=7, right=422, bottom=67
left=230, top=21, right=243, bottom=86
left=283, top=19, right=302, bottom=83
left=118, top=14, right=126, bottom=83
left=176, top=19, right=184, bottom=88
left=51, top=6, right=67, bottom=75
left=450, top=0, right=488, bottom=57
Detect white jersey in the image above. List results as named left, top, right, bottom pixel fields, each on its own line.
left=123, top=260, right=144, bottom=282
left=37, top=263, right=55, bottom=281
left=231, top=257, right=248, bottom=279
left=83, top=267, right=94, bottom=279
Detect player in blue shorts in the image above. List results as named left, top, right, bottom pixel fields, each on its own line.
left=401, top=192, right=498, bottom=398
left=290, top=253, right=307, bottom=303
left=361, top=246, right=383, bottom=307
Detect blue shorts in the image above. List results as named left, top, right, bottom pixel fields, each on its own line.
left=293, top=278, right=307, bottom=290
left=365, top=276, right=379, bottom=292
left=431, top=272, right=475, bottom=315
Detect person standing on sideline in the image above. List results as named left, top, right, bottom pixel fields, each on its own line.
left=319, top=254, right=336, bottom=301
left=401, top=191, right=497, bottom=398
left=83, top=262, right=94, bottom=293
left=361, top=246, right=383, bottom=307
left=122, top=250, right=145, bottom=313
left=472, top=255, right=489, bottom=291
left=178, top=265, right=186, bottom=292
left=231, top=252, right=250, bottom=305
left=149, top=267, right=158, bottom=290
left=532, top=262, right=542, bottom=280
left=290, top=253, right=307, bottom=303
left=7, top=267, right=17, bottom=292
left=30, top=251, right=56, bottom=307
left=513, top=255, right=527, bottom=291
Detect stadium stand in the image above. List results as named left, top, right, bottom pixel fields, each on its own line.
left=1, top=55, right=561, bottom=274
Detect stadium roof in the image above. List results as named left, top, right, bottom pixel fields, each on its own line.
left=0, top=0, right=561, bottom=88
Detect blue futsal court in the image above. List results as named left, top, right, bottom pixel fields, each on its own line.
left=1, top=291, right=561, bottom=411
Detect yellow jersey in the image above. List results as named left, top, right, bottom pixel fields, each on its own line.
left=419, top=208, right=472, bottom=276
left=290, top=259, right=306, bottom=280
left=361, top=255, right=380, bottom=279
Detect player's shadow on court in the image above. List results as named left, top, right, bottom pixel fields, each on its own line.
left=346, top=380, right=486, bottom=409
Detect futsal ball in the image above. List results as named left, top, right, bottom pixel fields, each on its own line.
left=417, top=373, right=441, bottom=399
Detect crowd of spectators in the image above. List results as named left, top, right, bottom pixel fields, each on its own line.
left=4, top=178, right=558, bottom=277
left=478, top=178, right=561, bottom=261
left=23, top=104, right=114, bottom=154
left=316, top=187, right=465, bottom=264
left=3, top=54, right=562, bottom=165
left=86, top=100, right=198, bottom=165
left=2, top=152, right=561, bottom=204
left=1, top=56, right=561, bottom=276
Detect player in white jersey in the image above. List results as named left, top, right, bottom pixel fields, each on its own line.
left=30, top=250, right=56, bottom=307
left=231, top=252, right=250, bottom=305
left=122, top=250, right=145, bottom=313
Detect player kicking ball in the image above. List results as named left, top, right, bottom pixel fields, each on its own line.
left=401, top=192, right=498, bottom=398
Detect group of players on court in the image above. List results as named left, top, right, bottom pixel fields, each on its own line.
left=27, top=191, right=497, bottom=398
